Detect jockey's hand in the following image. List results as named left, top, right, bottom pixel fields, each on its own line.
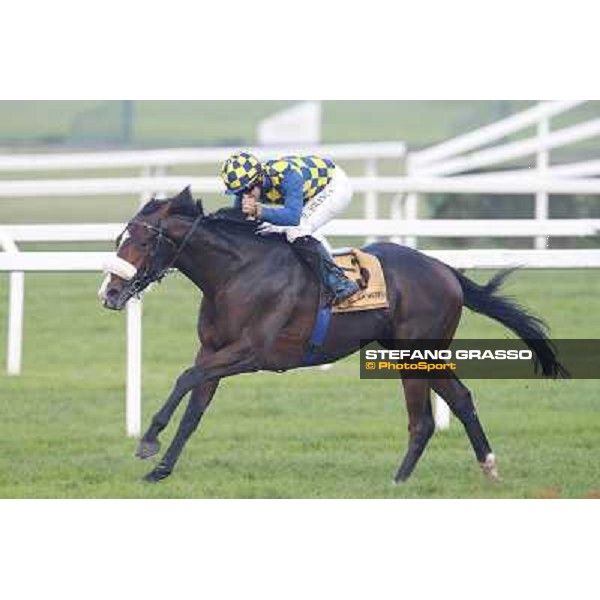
left=256, top=223, right=285, bottom=236
left=241, top=194, right=260, bottom=218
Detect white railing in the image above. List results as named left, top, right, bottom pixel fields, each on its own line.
left=0, top=230, right=23, bottom=375
left=3, top=174, right=600, bottom=197
left=442, top=159, right=600, bottom=180
left=0, top=245, right=142, bottom=436
left=409, top=101, right=584, bottom=168
left=412, top=116, right=600, bottom=176
left=2, top=219, right=600, bottom=243
left=404, top=100, right=599, bottom=250
left=0, top=141, right=407, bottom=171
left=2, top=247, right=600, bottom=437
left=0, top=141, right=407, bottom=225
left=353, top=176, right=600, bottom=194
left=1, top=102, right=598, bottom=253
left=3, top=249, right=600, bottom=273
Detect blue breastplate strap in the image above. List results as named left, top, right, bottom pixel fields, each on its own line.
left=303, top=306, right=332, bottom=366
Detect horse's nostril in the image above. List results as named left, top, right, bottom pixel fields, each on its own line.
left=106, top=287, right=119, bottom=299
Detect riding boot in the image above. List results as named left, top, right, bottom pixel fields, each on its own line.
left=292, top=236, right=360, bottom=305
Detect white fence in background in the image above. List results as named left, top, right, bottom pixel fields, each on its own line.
left=404, top=100, right=598, bottom=248
left=3, top=174, right=600, bottom=197
left=0, top=141, right=407, bottom=229
left=0, top=231, right=23, bottom=375
left=0, top=141, right=407, bottom=246
left=0, top=141, right=407, bottom=171
left=2, top=218, right=600, bottom=243
left=1, top=101, right=599, bottom=253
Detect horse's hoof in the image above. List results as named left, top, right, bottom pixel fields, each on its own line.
left=393, top=472, right=409, bottom=485
left=480, top=453, right=501, bottom=482
left=143, top=464, right=172, bottom=483
left=136, top=439, right=160, bottom=460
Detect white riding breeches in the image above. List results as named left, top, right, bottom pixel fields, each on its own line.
left=259, top=166, right=353, bottom=244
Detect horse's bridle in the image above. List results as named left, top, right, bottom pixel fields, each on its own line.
left=116, top=214, right=202, bottom=297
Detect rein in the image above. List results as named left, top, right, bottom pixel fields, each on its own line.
left=163, top=215, right=203, bottom=272
left=123, top=214, right=203, bottom=296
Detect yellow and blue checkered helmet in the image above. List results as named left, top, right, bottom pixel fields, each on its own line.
left=220, top=152, right=262, bottom=195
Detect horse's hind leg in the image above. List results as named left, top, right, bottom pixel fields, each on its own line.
left=431, top=374, right=499, bottom=480
left=394, top=377, right=435, bottom=483
left=143, top=379, right=220, bottom=482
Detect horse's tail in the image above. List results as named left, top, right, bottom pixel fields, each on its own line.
left=451, top=267, right=569, bottom=378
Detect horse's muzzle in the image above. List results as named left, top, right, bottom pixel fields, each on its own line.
left=99, top=273, right=131, bottom=311
left=98, top=255, right=138, bottom=310
left=102, top=285, right=131, bottom=311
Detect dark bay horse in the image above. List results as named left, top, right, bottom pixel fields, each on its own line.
left=100, top=187, right=566, bottom=483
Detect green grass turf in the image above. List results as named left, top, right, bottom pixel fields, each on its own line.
left=0, top=267, right=598, bottom=498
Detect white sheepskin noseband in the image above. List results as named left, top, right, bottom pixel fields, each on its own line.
left=97, top=255, right=138, bottom=299
left=103, top=255, right=137, bottom=280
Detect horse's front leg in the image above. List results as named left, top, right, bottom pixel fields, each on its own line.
left=136, top=359, right=203, bottom=460
left=143, top=379, right=219, bottom=482
left=141, top=339, right=259, bottom=482
left=136, top=345, right=227, bottom=460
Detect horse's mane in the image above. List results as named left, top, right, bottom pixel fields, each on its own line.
left=203, top=207, right=262, bottom=236
left=202, top=207, right=293, bottom=247
left=140, top=198, right=168, bottom=216
left=206, top=207, right=255, bottom=224
left=139, top=194, right=281, bottom=242
left=139, top=195, right=203, bottom=221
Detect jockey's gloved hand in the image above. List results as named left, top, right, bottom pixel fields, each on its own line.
left=256, top=223, right=286, bottom=236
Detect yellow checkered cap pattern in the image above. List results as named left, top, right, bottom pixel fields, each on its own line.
left=220, top=152, right=261, bottom=193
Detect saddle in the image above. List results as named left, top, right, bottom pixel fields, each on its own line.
left=331, top=248, right=389, bottom=313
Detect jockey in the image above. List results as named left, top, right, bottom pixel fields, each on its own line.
left=220, top=152, right=360, bottom=305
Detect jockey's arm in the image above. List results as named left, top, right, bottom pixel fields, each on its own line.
left=259, top=168, right=304, bottom=226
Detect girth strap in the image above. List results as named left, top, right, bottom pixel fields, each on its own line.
left=303, top=305, right=332, bottom=366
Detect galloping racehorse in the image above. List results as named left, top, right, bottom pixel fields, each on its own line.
left=99, top=187, right=566, bottom=483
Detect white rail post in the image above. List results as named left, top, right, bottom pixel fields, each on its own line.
left=364, top=158, right=378, bottom=244
left=535, top=114, right=550, bottom=249
left=126, top=297, right=142, bottom=437
left=7, top=271, right=24, bottom=375
left=390, top=192, right=405, bottom=244
left=390, top=151, right=408, bottom=244
left=153, top=165, right=168, bottom=199
left=139, top=165, right=157, bottom=207
left=404, top=156, right=418, bottom=248
left=434, top=395, right=451, bottom=430
left=0, top=231, right=24, bottom=375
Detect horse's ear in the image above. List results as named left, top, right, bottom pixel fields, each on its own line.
left=169, top=186, right=195, bottom=214
left=196, top=198, right=205, bottom=215
left=174, top=185, right=193, bottom=204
